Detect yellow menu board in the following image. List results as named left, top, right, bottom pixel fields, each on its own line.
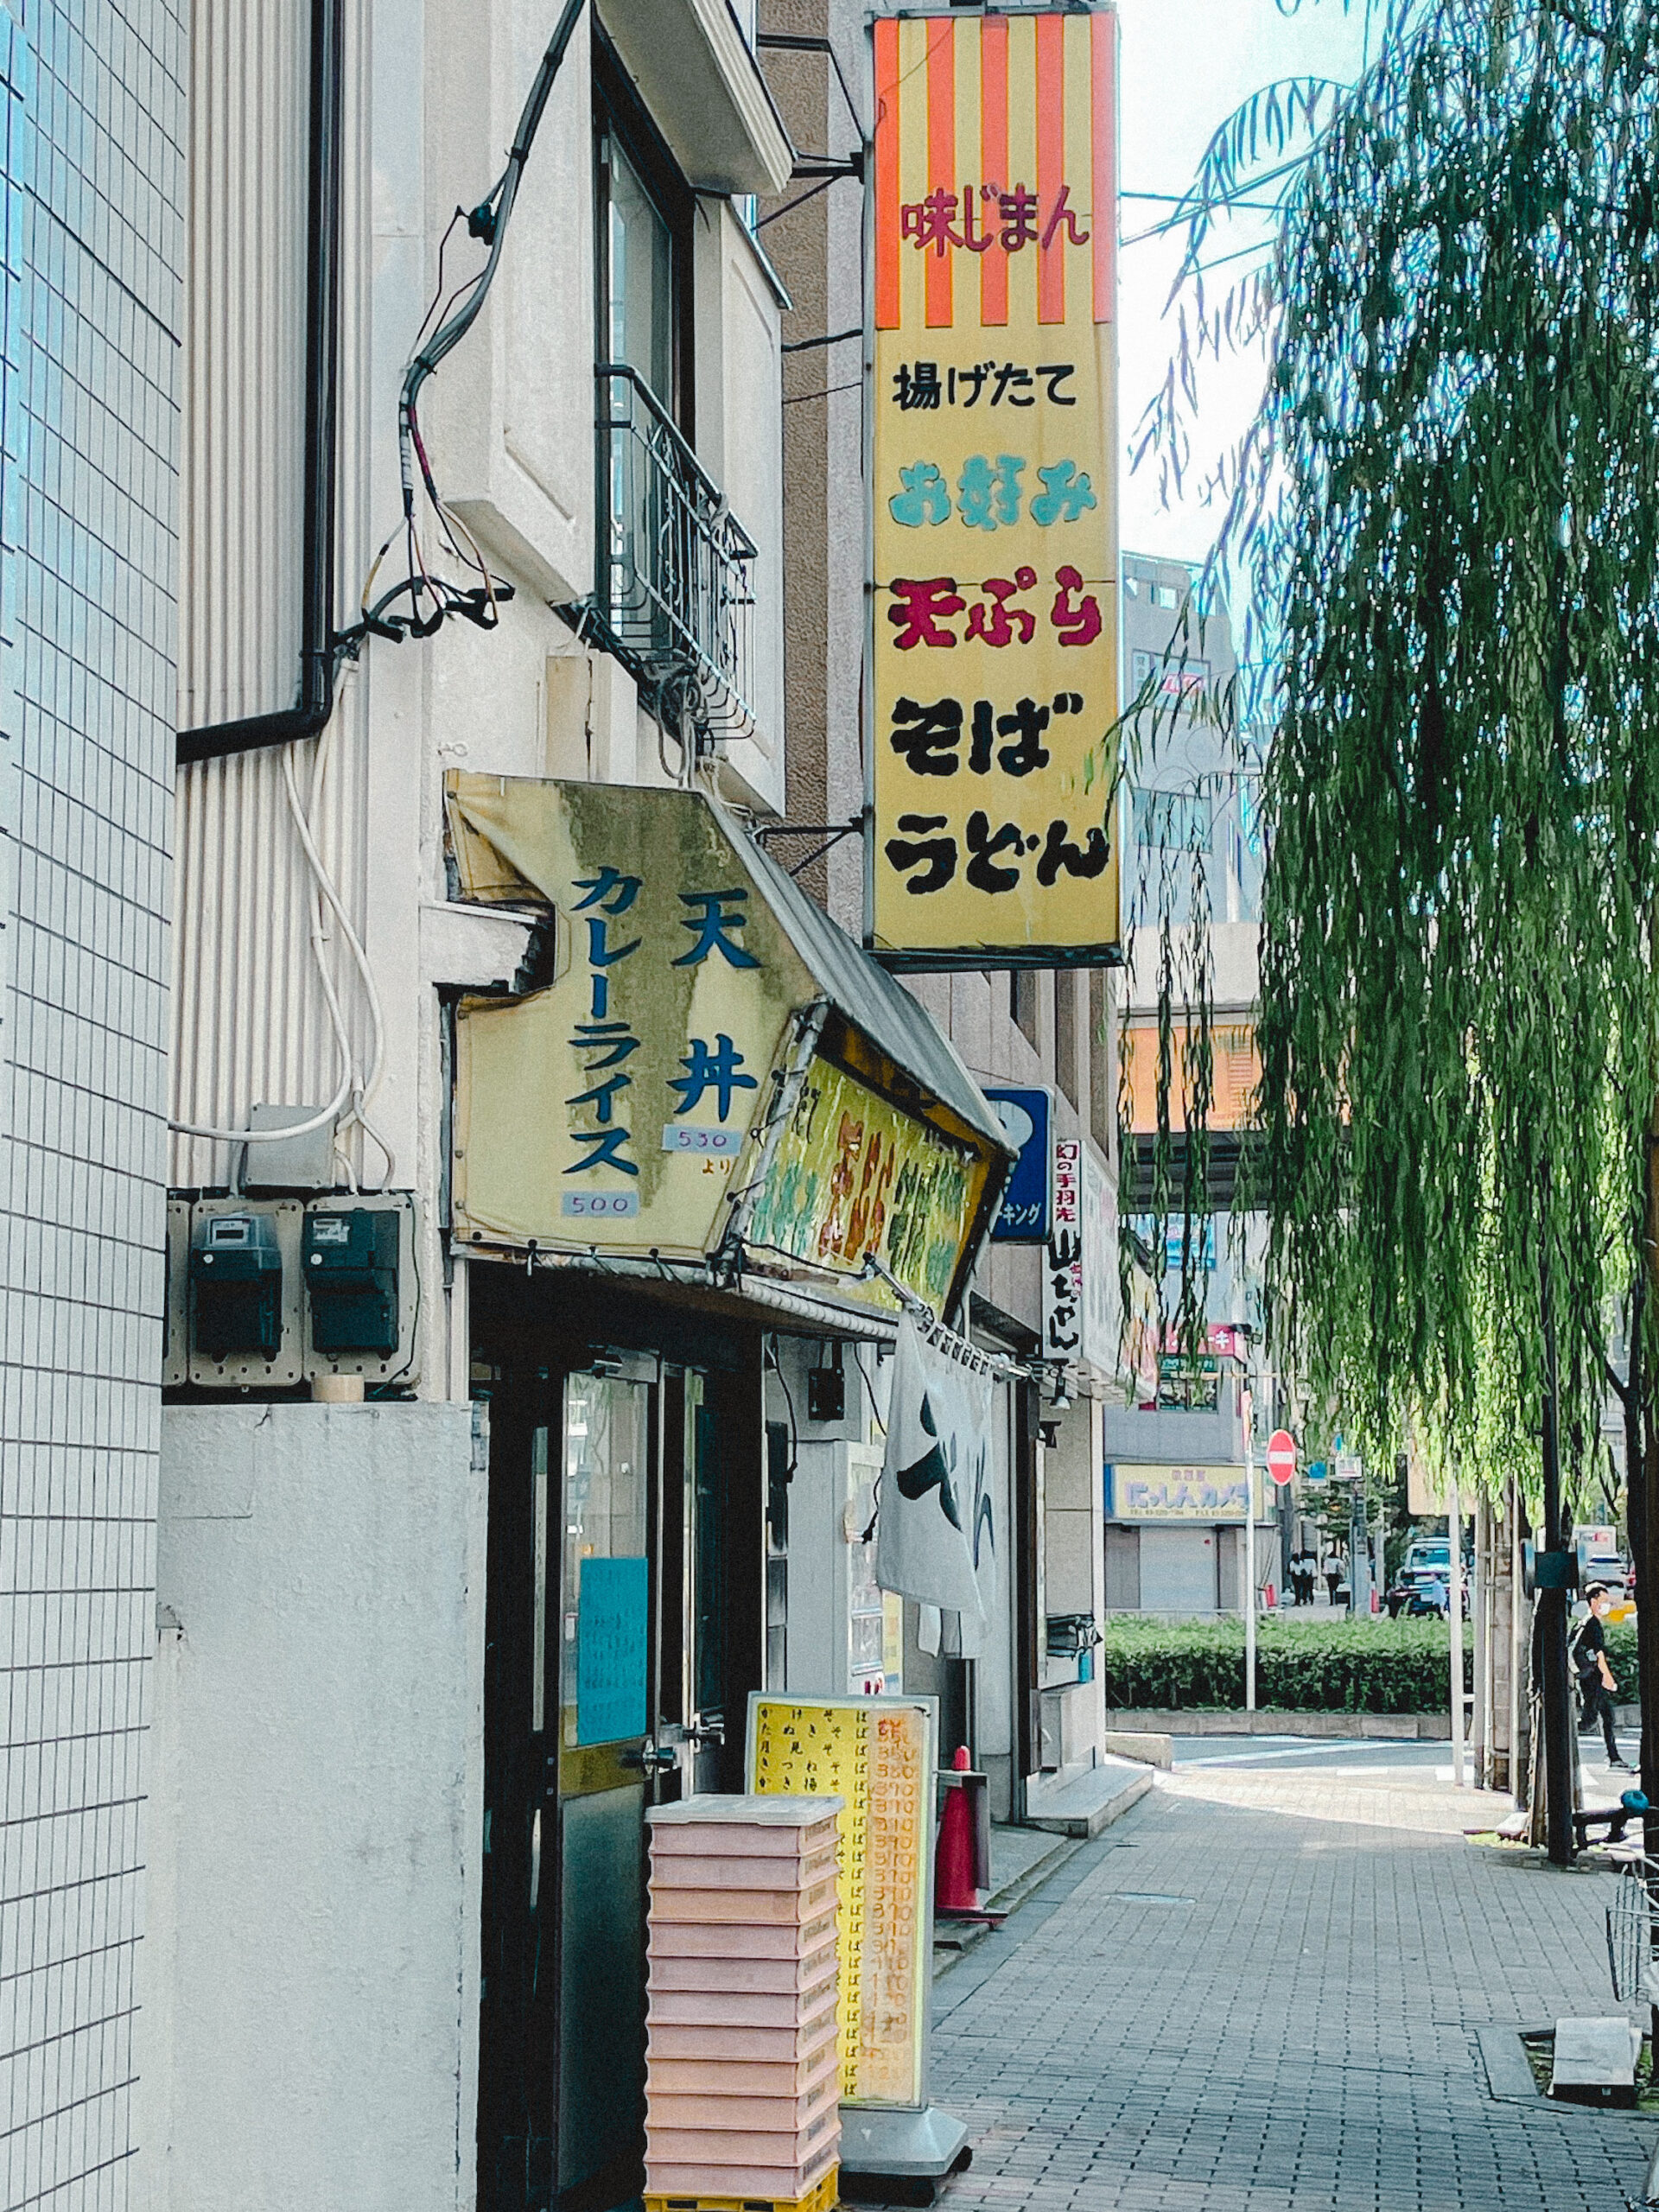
left=747, top=1694, right=936, bottom=2107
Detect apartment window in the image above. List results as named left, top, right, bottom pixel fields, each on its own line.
left=1154, top=582, right=1178, bottom=609
left=1011, top=969, right=1039, bottom=1048
left=591, top=44, right=758, bottom=728
left=1055, top=971, right=1078, bottom=1107
left=1132, top=787, right=1212, bottom=853
left=595, top=41, right=693, bottom=429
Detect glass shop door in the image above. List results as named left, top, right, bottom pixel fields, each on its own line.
left=555, top=1366, right=656, bottom=2207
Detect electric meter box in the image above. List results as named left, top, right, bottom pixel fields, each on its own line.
left=166, top=1192, right=421, bottom=1391
left=303, top=1207, right=400, bottom=1355
left=187, top=1198, right=304, bottom=1388
left=302, top=1194, right=421, bottom=1388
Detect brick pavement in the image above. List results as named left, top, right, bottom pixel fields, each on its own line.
left=893, top=1764, right=1659, bottom=2209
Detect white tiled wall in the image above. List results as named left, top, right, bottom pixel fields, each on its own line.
left=0, top=3, right=181, bottom=2206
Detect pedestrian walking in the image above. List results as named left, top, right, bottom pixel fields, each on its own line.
left=1323, top=1548, right=1343, bottom=1605
left=1573, top=1583, right=1630, bottom=1769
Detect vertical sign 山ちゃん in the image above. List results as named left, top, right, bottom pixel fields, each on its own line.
left=1043, top=1136, right=1083, bottom=1361
left=871, top=8, right=1120, bottom=969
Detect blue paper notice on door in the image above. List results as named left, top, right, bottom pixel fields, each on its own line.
left=575, top=1556, right=650, bottom=1746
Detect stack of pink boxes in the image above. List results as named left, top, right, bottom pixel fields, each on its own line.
left=644, top=1795, right=844, bottom=2210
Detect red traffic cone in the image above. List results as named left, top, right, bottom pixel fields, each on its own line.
left=935, top=1745, right=979, bottom=1915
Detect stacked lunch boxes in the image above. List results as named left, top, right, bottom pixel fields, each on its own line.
left=644, top=1795, right=843, bottom=2210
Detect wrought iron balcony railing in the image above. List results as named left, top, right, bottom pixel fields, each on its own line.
left=590, top=364, right=759, bottom=741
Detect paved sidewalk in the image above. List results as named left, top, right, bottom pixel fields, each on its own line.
left=899, top=1761, right=1657, bottom=2209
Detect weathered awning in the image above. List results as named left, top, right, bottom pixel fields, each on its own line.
left=445, top=775, right=1014, bottom=1320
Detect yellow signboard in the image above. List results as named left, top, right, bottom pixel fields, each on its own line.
left=448, top=776, right=816, bottom=1257
left=743, top=1050, right=993, bottom=1313
left=1107, top=1465, right=1268, bottom=1522
left=747, top=1694, right=935, bottom=2107
left=870, top=8, right=1120, bottom=968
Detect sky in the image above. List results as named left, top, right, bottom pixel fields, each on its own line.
left=1115, top=0, right=1370, bottom=567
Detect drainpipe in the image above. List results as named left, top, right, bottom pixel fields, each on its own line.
left=176, top=0, right=343, bottom=767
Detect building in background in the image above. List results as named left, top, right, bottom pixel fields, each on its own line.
left=0, top=8, right=182, bottom=2209
left=1107, top=550, right=1276, bottom=1614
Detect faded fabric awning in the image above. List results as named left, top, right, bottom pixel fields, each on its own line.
left=445, top=775, right=1014, bottom=1319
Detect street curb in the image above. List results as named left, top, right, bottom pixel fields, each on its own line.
left=932, top=1815, right=1151, bottom=2013
left=1103, top=1707, right=1453, bottom=1739
left=1028, top=1766, right=1155, bottom=1838
left=986, top=1833, right=1085, bottom=1917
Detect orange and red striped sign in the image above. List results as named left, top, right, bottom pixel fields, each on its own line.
left=869, top=9, right=1120, bottom=969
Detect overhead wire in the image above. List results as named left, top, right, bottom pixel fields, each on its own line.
left=343, top=0, right=588, bottom=657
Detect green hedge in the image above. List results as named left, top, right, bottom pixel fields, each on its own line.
left=1100, top=1615, right=1475, bottom=1714
left=1606, top=1621, right=1639, bottom=1695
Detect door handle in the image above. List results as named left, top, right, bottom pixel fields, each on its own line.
left=624, top=1742, right=680, bottom=1775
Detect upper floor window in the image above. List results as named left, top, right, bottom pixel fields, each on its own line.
left=1132, top=787, right=1212, bottom=854
left=595, top=40, right=694, bottom=431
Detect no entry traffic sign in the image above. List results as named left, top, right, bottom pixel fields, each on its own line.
left=1266, top=1429, right=1297, bottom=1485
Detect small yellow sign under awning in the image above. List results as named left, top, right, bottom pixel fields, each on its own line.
left=447, top=776, right=1013, bottom=1311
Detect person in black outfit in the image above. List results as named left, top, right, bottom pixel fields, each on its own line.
left=1573, top=1584, right=1630, bottom=1770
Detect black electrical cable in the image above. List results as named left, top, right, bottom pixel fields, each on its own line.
left=766, top=1336, right=800, bottom=1481
left=404, top=0, right=587, bottom=416
left=336, top=0, right=588, bottom=658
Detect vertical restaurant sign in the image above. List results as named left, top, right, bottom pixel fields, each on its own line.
left=870, top=8, right=1120, bottom=968
left=447, top=777, right=817, bottom=1257
left=748, top=1694, right=936, bottom=2107
left=1043, top=1136, right=1082, bottom=1361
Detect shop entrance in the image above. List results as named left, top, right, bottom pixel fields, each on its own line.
left=473, top=1275, right=760, bottom=2212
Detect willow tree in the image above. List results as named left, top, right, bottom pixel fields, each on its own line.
left=1227, top=0, right=1659, bottom=1852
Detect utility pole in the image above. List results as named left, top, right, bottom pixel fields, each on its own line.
left=1541, top=1258, right=1574, bottom=1866
left=1243, top=1387, right=1257, bottom=1711
left=1448, top=1462, right=1465, bottom=1788
left=1350, top=1480, right=1370, bottom=1614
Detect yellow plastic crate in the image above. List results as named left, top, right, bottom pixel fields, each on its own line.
left=644, top=2164, right=839, bottom=2212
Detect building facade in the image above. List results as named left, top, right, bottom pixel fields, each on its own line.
left=152, top=4, right=1034, bottom=2208
left=0, top=7, right=183, bottom=2208
left=3, top=6, right=1130, bottom=2209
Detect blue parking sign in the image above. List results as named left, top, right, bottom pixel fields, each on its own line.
left=985, top=1086, right=1053, bottom=1242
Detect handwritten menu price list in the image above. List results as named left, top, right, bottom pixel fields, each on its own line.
left=859, top=1711, right=927, bottom=2101
left=748, top=1695, right=936, bottom=2108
